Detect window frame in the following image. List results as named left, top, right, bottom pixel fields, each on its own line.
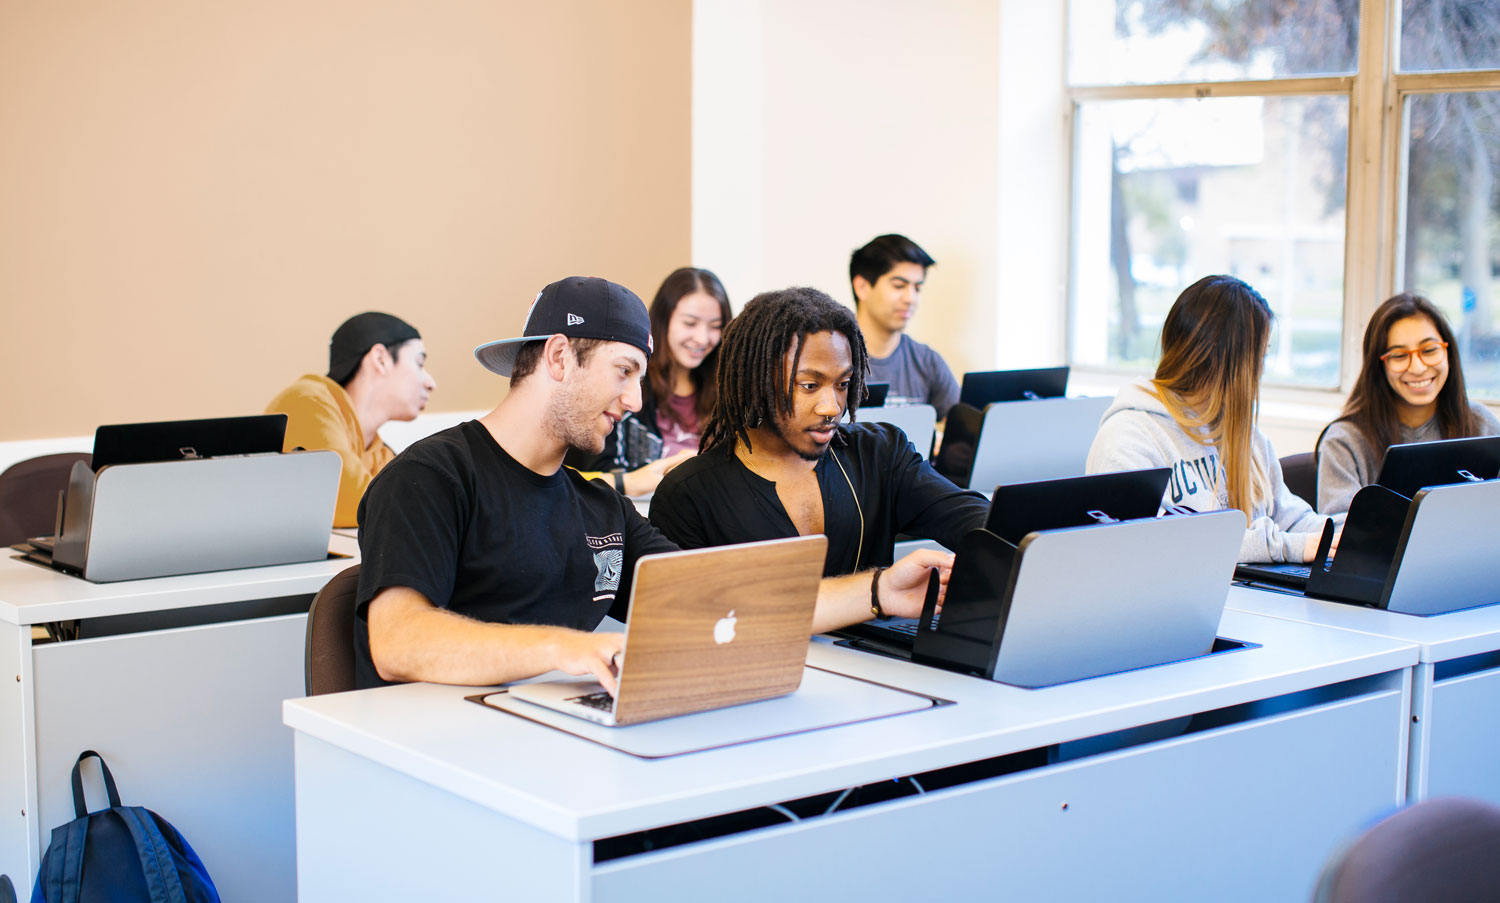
left=1062, top=0, right=1500, bottom=405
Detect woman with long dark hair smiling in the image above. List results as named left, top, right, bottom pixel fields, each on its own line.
left=1317, top=293, right=1500, bottom=514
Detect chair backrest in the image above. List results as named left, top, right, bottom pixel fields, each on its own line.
left=0, top=452, right=92, bottom=547
left=1314, top=796, right=1500, bottom=903
left=1280, top=451, right=1317, bottom=508
left=305, top=564, right=361, bottom=696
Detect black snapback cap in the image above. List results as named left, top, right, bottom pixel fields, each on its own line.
left=328, top=312, right=421, bottom=384
left=474, top=276, right=653, bottom=377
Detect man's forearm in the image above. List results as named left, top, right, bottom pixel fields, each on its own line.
left=810, top=549, right=951, bottom=634
left=368, top=588, right=613, bottom=687
left=810, top=571, right=873, bottom=634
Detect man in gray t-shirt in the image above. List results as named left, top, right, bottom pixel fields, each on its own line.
left=850, top=234, right=960, bottom=419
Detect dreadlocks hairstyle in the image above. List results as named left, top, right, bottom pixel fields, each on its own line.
left=1149, top=274, right=1274, bottom=525
left=700, top=286, right=869, bottom=454
left=1334, top=292, right=1477, bottom=453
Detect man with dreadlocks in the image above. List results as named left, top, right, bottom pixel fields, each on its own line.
left=650, top=286, right=988, bottom=578
left=352, top=276, right=953, bottom=693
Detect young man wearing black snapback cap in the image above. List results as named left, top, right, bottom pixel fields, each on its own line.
left=266, top=311, right=436, bottom=527
left=353, top=276, right=953, bottom=693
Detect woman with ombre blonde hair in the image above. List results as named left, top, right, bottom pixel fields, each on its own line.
left=1085, top=275, right=1335, bottom=563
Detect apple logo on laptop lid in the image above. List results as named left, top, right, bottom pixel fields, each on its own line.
left=713, top=610, right=737, bottom=645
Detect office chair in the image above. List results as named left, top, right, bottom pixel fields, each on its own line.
left=1280, top=451, right=1317, bottom=508
left=0, top=452, right=92, bottom=547
left=305, top=564, right=361, bottom=696
left=1312, top=797, right=1500, bottom=903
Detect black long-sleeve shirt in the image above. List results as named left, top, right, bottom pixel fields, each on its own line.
left=650, top=422, right=989, bottom=576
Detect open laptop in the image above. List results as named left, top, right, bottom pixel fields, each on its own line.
left=507, top=535, right=828, bottom=726
left=92, top=414, right=287, bottom=470
left=863, top=382, right=890, bottom=407
left=859, top=403, right=938, bottom=459
left=965, top=396, right=1112, bottom=493
left=958, top=367, right=1068, bottom=409
left=1375, top=435, right=1500, bottom=500
left=840, top=468, right=1170, bottom=651
left=34, top=450, right=342, bottom=582
left=23, top=414, right=292, bottom=551
left=1232, top=559, right=1327, bottom=591
left=913, top=508, right=1241, bottom=686
left=1235, top=435, right=1500, bottom=592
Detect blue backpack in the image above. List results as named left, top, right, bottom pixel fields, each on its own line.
left=31, top=751, right=220, bottom=903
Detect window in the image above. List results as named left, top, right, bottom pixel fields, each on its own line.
left=1067, top=0, right=1500, bottom=399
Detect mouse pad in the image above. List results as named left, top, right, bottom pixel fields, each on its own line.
left=470, top=665, right=948, bottom=758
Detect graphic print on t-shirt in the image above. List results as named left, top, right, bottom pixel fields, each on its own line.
left=587, top=532, right=625, bottom=602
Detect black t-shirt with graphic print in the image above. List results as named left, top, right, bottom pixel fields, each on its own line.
left=352, top=420, right=677, bottom=689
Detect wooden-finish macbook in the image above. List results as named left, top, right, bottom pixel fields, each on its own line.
left=508, top=534, right=828, bottom=726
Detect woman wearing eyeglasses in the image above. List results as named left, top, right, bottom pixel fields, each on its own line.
left=1317, top=293, right=1500, bottom=515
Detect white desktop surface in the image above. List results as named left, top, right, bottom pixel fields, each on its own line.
left=284, top=608, right=1416, bottom=845
left=1, top=533, right=358, bottom=902
left=0, top=532, right=358, bottom=625
left=1225, top=583, right=1500, bottom=662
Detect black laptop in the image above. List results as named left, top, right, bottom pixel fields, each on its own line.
left=1235, top=435, right=1500, bottom=592
left=863, top=382, right=890, bottom=407
left=1375, top=435, right=1500, bottom=499
left=957, top=367, right=1068, bottom=409
left=838, top=468, right=1171, bottom=654
left=1232, top=560, right=1327, bottom=591
left=92, top=414, right=288, bottom=470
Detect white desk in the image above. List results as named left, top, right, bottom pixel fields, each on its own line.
left=286, top=610, right=1417, bottom=902
left=1227, top=583, right=1500, bottom=804
left=0, top=536, right=357, bottom=900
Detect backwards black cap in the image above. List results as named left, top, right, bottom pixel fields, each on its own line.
left=328, top=312, right=421, bottom=384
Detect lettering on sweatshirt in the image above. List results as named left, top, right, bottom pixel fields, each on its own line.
left=1168, top=452, right=1221, bottom=506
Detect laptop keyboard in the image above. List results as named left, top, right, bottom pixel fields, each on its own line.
left=882, top=614, right=941, bottom=637
left=1281, top=564, right=1312, bottom=579
left=568, top=691, right=615, bottom=712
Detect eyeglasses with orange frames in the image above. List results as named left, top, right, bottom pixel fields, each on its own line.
left=1379, top=341, right=1448, bottom=371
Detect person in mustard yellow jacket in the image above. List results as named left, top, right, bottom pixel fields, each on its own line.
left=266, top=312, right=435, bottom=527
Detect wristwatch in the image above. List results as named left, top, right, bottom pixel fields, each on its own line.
left=611, top=468, right=627, bottom=494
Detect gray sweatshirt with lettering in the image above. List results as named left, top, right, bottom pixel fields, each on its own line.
left=1085, top=381, right=1331, bottom=563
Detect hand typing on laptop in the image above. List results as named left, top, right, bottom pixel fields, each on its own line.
left=1304, top=524, right=1342, bottom=563
left=509, top=537, right=953, bottom=726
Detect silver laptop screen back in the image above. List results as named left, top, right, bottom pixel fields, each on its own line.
left=994, top=509, right=1243, bottom=687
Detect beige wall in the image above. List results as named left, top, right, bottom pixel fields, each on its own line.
left=0, top=1, right=691, bottom=441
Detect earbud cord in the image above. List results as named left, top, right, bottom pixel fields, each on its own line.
left=830, top=448, right=864, bottom=572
